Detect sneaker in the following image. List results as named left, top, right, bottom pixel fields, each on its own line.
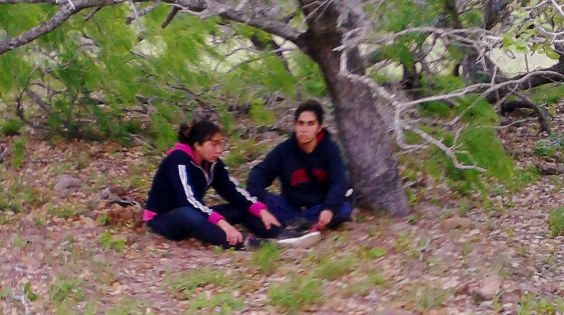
left=275, top=229, right=321, bottom=248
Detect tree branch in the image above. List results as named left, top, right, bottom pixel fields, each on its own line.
left=0, top=3, right=77, bottom=55
left=1, top=0, right=306, bottom=54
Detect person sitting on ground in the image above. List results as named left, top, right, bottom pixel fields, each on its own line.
left=143, top=120, right=321, bottom=249
left=246, top=100, right=353, bottom=232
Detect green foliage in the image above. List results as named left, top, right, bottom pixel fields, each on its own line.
left=168, top=268, right=232, bottom=299
left=366, top=246, right=387, bottom=259
left=292, top=53, right=326, bottom=97
left=548, top=207, right=564, bottom=237
left=420, top=126, right=515, bottom=196
left=224, top=138, right=268, bottom=168
left=459, top=127, right=514, bottom=178
left=517, top=293, right=564, bottom=315
left=188, top=292, right=244, bottom=314
left=417, top=285, right=450, bottom=311
left=97, top=213, right=110, bottom=226
left=269, top=276, right=322, bottom=314
left=534, top=133, right=563, bottom=158
left=23, top=282, right=38, bottom=301
left=99, top=231, right=127, bottom=251
left=531, top=84, right=564, bottom=106
left=149, top=112, right=178, bottom=152
left=249, top=99, right=275, bottom=126
left=51, top=278, right=83, bottom=302
left=48, top=204, right=81, bottom=219
left=1, top=119, right=23, bottom=136
left=11, top=137, right=26, bottom=169
left=251, top=242, right=280, bottom=275
left=315, top=255, right=356, bottom=281
left=104, top=299, right=143, bottom=315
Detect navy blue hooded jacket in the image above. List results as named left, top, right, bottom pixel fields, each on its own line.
left=144, top=143, right=266, bottom=224
left=246, top=129, right=348, bottom=214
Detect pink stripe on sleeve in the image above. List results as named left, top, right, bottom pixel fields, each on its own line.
left=208, top=211, right=224, bottom=225
left=248, top=202, right=266, bottom=217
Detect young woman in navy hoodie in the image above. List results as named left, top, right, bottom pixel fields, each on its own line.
left=143, top=121, right=285, bottom=249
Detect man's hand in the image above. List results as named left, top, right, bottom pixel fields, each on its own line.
left=316, top=210, right=333, bottom=230
left=259, top=209, right=281, bottom=230
left=217, top=220, right=243, bottom=245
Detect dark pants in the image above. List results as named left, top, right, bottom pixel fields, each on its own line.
left=147, top=204, right=282, bottom=248
left=263, top=193, right=352, bottom=229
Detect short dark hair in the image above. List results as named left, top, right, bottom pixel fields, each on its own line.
left=178, top=120, right=221, bottom=146
left=294, top=100, right=324, bottom=125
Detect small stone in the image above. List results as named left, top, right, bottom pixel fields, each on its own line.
left=474, top=275, right=502, bottom=300
left=54, top=174, right=80, bottom=192
left=441, top=217, right=475, bottom=231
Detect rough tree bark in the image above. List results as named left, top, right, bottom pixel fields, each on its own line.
left=297, top=0, right=409, bottom=216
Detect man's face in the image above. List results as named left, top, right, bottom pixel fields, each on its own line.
left=295, top=111, right=322, bottom=146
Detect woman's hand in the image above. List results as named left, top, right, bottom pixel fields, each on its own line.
left=259, top=209, right=281, bottom=230
left=315, top=209, right=333, bottom=230
left=217, top=220, right=243, bottom=245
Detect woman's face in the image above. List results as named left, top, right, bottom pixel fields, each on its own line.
left=195, top=133, right=223, bottom=162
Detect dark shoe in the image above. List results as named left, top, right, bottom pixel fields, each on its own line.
left=275, top=229, right=321, bottom=248
left=284, top=217, right=314, bottom=234
left=240, top=235, right=270, bottom=251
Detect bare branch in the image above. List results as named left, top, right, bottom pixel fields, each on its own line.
left=161, top=6, right=180, bottom=28
left=127, top=0, right=160, bottom=25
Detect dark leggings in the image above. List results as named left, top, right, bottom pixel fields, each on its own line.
left=147, top=204, right=282, bottom=248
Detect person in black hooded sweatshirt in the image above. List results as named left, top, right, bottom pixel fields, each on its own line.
left=246, top=100, right=352, bottom=232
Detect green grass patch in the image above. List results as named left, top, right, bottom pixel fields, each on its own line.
left=48, top=204, right=82, bottom=219
left=251, top=242, right=280, bottom=275
left=534, top=133, right=563, bottom=158
left=51, top=277, right=84, bottom=302
left=269, top=275, right=322, bottom=314
left=188, top=292, right=244, bottom=314
left=517, top=293, right=564, bottom=315
left=99, top=231, right=127, bottom=251
left=11, top=137, right=26, bottom=169
left=531, top=84, right=564, bottom=106
left=1, top=119, right=23, bottom=136
left=314, top=254, right=356, bottom=281
left=12, top=234, right=27, bottom=248
left=417, top=285, right=451, bottom=311
left=168, top=267, right=233, bottom=299
left=548, top=206, right=564, bottom=237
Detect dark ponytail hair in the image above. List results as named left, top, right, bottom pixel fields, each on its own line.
left=178, top=120, right=221, bottom=146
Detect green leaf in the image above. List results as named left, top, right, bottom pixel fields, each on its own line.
left=24, top=282, right=38, bottom=301
left=544, top=46, right=561, bottom=60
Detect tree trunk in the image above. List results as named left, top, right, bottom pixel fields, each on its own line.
left=298, top=0, right=409, bottom=216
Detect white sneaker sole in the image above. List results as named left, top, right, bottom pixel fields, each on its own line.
left=276, top=231, right=321, bottom=248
